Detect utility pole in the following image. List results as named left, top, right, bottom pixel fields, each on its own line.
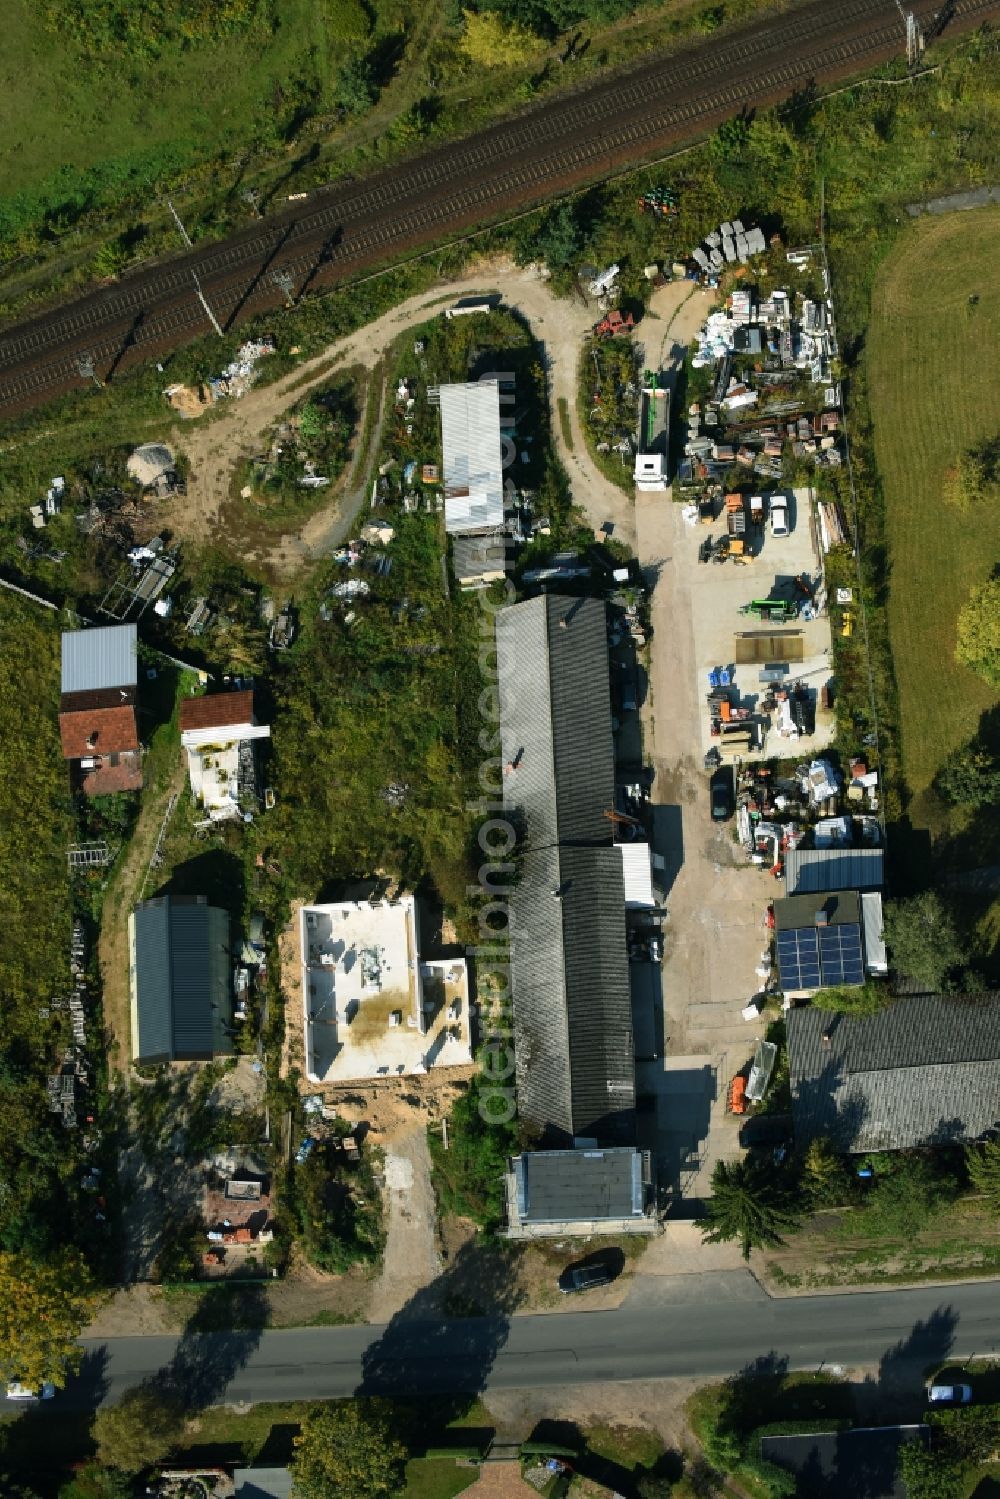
left=163, top=197, right=224, bottom=336
left=271, top=268, right=296, bottom=308
left=75, top=352, right=103, bottom=389
left=192, top=269, right=224, bottom=338
left=165, top=196, right=193, bottom=249
left=893, top=0, right=924, bottom=68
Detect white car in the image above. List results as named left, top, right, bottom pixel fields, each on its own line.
left=6, top=1381, right=55, bottom=1401
left=769, top=493, right=790, bottom=538
left=928, top=1383, right=972, bottom=1405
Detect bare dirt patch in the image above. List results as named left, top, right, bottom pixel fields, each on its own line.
left=265, top=1246, right=375, bottom=1328
left=368, top=1122, right=441, bottom=1324
left=485, top=1379, right=701, bottom=1457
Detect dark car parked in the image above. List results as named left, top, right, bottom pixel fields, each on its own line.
left=710, top=767, right=734, bottom=821
left=558, top=1250, right=624, bottom=1295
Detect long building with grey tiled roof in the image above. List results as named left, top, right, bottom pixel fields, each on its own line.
left=496, top=594, right=635, bottom=1147
left=787, top=994, right=1000, bottom=1153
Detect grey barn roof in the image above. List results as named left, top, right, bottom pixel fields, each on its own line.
left=498, top=595, right=634, bottom=1145
left=497, top=594, right=616, bottom=847
left=510, top=844, right=634, bottom=1144
left=513, top=1148, right=644, bottom=1223
left=784, top=846, right=884, bottom=896
left=131, top=896, right=234, bottom=1063
left=787, top=994, right=1000, bottom=1152
left=61, top=623, right=138, bottom=695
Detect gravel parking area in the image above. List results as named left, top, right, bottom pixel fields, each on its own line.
left=683, top=486, right=835, bottom=763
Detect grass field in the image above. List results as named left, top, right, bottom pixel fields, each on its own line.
left=868, top=207, right=1000, bottom=823
left=763, top=1195, right=1000, bottom=1292
left=1, top=0, right=384, bottom=200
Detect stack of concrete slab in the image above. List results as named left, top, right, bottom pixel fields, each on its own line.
left=690, top=220, right=768, bottom=275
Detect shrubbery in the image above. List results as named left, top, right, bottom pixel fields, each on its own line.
left=45, top=0, right=269, bottom=55
left=283, top=1138, right=385, bottom=1274
left=428, top=1076, right=518, bottom=1233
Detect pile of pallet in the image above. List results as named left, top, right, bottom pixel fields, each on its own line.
left=817, top=498, right=848, bottom=552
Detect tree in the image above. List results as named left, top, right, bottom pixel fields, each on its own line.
left=59, top=1463, right=133, bottom=1499
left=801, top=1136, right=848, bottom=1207
left=934, top=743, right=1000, bottom=808
left=945, top=434, right=1000, bottom=509
left=861, top=1154, right=957, bottom=1239
left=965, top=1136, right=1000, bottom=1211
left=292, top=1400, right=409, bottom=1499
left=533, top=201, right=585, bottom=271
left=882, top=891, right=965, bottom=993
left=335, top=55, right=376, bottom=117
left=298, top=400, right=331, bottom=445
left=93, top=1385, right=185, bottom=1475
left=460, top=10, right=545, bottom=67
left=898, top=1441, right=965, bottom=1499
left=92, top=237, right=132, bottom=280
left=956, top=576, right=1000, bottom=688
left=710, top=114, right=753, bottom=160
left=0, top=1249, right=100, bottom=1389
left=701, top=1157, right=802, bottom=1260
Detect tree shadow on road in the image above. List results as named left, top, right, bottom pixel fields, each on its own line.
left=99, top=1280, right=269, bottom=1435
left=155, top=1280, right=269, bottom=1412
left=356, top=1238, right=524, bottom=1410
left=859, top=1303, right=958, bottom=1420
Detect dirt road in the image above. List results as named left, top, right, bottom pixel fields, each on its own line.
left=162, top=259, right=669, bottom=577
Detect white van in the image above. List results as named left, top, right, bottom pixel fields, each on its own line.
left=769, top=493, right=790, bottom=538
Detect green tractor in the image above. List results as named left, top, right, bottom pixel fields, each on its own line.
left=740, top=597, right=799, bottom=622
left=637, top=186, right=678, bottom=218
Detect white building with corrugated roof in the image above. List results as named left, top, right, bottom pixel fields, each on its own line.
left=438, top=381, right=504, bottom=535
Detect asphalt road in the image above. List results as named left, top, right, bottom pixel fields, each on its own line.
left=66, top=1277, right=1000, bottom=1409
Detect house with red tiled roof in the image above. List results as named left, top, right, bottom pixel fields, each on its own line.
left=179, top=690, right=270, bottom=820
left=464, top=1455, right=547, bottom=1499
left=59, top=624, right=142, bottom=795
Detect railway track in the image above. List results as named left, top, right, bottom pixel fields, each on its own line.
left=0, top=0, right=995, bottom=415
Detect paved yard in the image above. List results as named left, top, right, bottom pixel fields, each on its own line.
left=681, top=485, right=835, bottom=763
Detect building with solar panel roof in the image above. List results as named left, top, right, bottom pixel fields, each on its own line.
left=774, top=890, right=867, bottom=997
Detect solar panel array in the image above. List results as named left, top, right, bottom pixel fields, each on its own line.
left=818, top=924, right=865, bottom=986
left=776, top=928, right=821, bottom=990
left=776, top=922, right=864, bottom=990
